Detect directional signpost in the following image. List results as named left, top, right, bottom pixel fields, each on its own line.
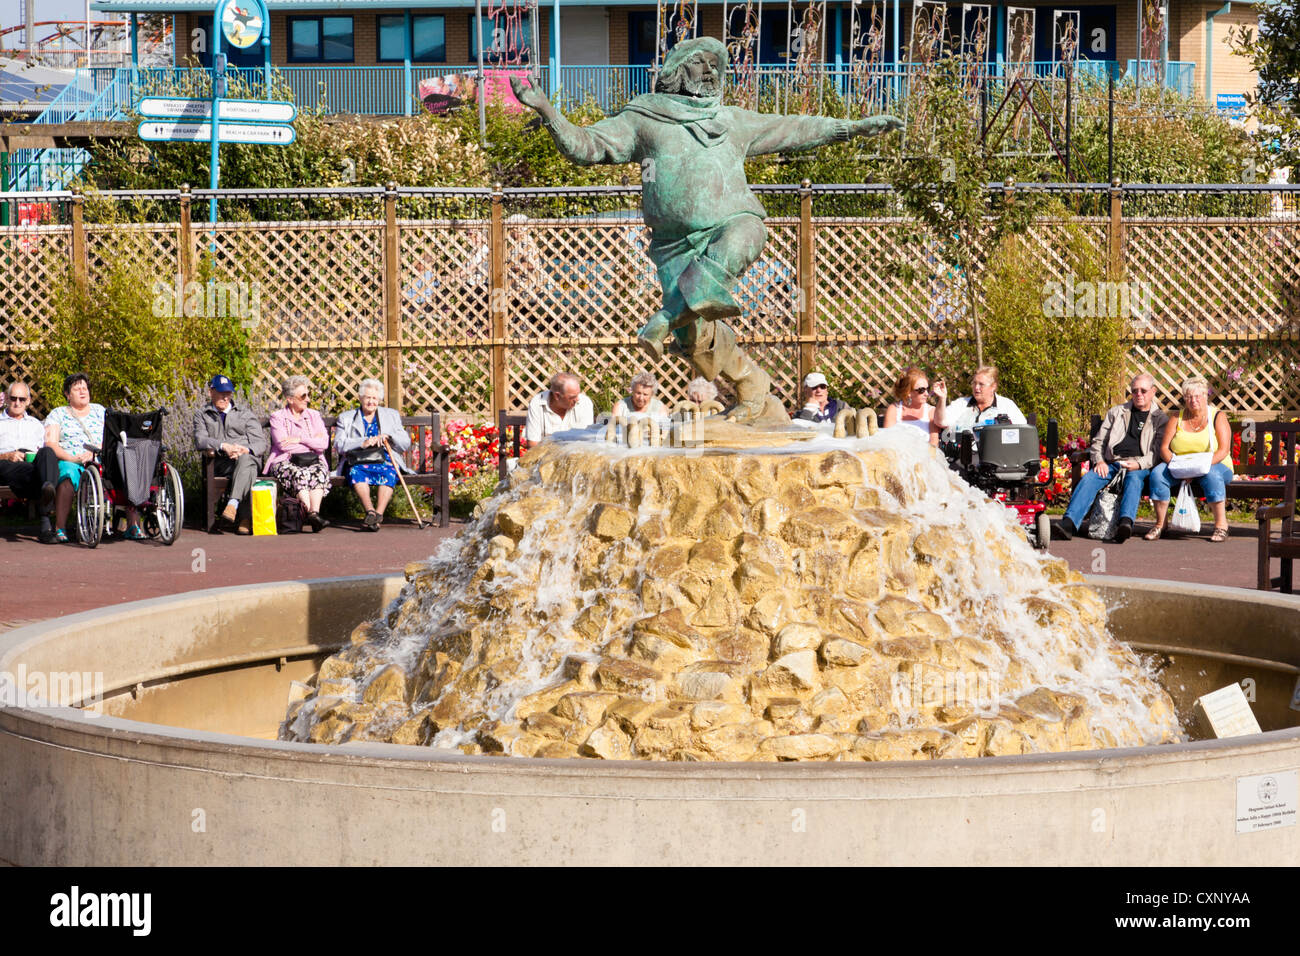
left=135, top=0, right=285, bottom=224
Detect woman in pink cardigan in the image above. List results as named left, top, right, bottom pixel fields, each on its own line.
left=264, top=375, right=331, bottom=531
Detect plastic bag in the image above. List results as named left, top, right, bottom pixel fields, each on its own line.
left=1085, top=469, right=1125, bottom=541
left=1169, top=481, right=1201, bottom=534
left=250, top=480, right=278, bottom=536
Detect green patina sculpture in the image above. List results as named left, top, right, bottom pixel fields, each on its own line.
left=511, top=37, right=902, bottom=423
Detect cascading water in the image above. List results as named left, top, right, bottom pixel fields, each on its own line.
left=283, top=428, right=1181, bottom=760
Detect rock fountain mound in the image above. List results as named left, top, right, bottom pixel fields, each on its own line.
left=283, top=430, right=1181, bottom=761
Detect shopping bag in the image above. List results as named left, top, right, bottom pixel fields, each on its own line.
left=276, top=497, right=303, bottom=534
left=1169, top=481, right=1201, bottom=534
left=250, top=480, right=278, bottom=536
left=1085, top=469, right=1125, bottom=541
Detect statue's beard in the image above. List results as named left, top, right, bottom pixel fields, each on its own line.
left=682, top=76, right=721, bottom=98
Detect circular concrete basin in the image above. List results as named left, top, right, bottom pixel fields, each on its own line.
left=1, top=575, right=1297, bottom=865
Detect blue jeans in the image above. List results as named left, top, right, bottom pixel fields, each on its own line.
left=1065, top=466, right=1150, bottom=528
left=1148, top=462, right=1233, bottom=503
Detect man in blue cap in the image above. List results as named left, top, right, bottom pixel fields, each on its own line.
left=193, top=374, right=268, bottom=532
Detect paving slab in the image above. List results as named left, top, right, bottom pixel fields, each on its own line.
left=0, top=515, right=1276, bottom=632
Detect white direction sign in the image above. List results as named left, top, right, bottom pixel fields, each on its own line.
left=137, top=97, right=297, bottom=124
left=137, top=120, right=296, bottom=146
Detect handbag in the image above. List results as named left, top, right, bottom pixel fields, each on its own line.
left=276, top=496, right=303, bottom=534
left=289, top=452, right=319, bottom=466
left=1169, top=482, right=1202, bottom=534
left=1168, top=452, right=1212, bottom=479
left=1085, top=469, right=1125, bottom=541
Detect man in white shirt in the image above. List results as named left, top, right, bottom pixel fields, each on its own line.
left=524, top=372, right=595, bottom=444
left=0, top=381, right=58, bottom=541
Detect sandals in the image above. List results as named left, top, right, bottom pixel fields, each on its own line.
left=127, top=524, right=146, bottom=540
left=55, top=528, right=68, bottom=543
left=1209, top=527, right=1229, bottom=543
left=1143, top=525, right=1164, bottom=541
left=363, top=510, right=380, bottom=531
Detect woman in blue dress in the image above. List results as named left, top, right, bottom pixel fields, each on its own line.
left=333, top=378, right=411, bottom=531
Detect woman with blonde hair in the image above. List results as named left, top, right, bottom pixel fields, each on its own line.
left=882, top=366, right=946, bottom=446
left=1144, top=376, right=1234, bottom=542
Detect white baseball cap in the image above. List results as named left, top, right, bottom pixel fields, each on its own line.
left=803, top=372, right=828, bottom=388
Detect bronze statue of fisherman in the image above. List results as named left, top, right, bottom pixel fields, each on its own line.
left=512, top=37, right=902, bottom=423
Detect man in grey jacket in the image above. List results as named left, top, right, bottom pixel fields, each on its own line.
left=1057, top=372, right=1168, bottom=543
left=193, top=374, right=268, bottom=532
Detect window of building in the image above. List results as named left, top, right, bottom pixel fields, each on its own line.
left=470, top=15, right=533, bottom=62
left=378, top=14, right=447, bottom=63
left=287, top=16, right=354, bottom=63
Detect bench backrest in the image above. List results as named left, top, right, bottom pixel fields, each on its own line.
left=248, top=408, right=445, bottom=474
left=498, top=410, right=526, bottom=480
left=1236, top=420, right=1300, bottom=480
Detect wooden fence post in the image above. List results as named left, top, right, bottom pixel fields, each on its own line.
left=383, top=182, right=403, bottom=411
left=797, top=178, right=816, bottom=384
left=489, top=182, right=508, bottom=419
left=69, top=186, right=86, bottom=289
left=178, top=183, right=193, bottom=287
left=1108, top=178, right=1125, bottom=280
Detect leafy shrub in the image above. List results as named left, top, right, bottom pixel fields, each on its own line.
left=980, top=219, right=1127, bottom=433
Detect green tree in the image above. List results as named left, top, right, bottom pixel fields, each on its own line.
left=1230, top=2, right=1300, bottom=172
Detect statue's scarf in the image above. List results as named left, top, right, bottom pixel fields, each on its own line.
left=619, top=93, right=727, bottom=148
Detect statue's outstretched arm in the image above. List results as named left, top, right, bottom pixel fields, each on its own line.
left=510, top=75, right=637, bottom=165
left=743, top=111, right=904, bottom=157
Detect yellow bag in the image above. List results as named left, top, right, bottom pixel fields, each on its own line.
left=251, top=480, right=278, bottom=536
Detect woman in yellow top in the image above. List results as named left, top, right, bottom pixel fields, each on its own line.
left=1144, top=376, right=1234, bottom=542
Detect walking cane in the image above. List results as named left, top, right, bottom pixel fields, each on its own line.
left=382, top=437, right=426, bottom=530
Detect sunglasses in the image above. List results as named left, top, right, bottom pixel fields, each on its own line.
left=809, top=384, right=827, bottom=390
left=913, top=385, right=930, bottom=393
left=7, top=395, right=30, bottom=402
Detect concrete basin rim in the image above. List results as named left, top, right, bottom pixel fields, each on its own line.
left=1, top=573, right=1297, bottom=783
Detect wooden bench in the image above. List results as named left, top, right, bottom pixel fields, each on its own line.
left=1252, top=423, right=1300, bottom=592
left=1069, top=414, right=1294, bottom=505
left=497, top=409, right=527, bottom=481
left=0, top=484, right=37, bottom=520
left=203, top=408, right=450, bottom=530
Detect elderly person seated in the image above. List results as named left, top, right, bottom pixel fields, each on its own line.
left=612, top=371, right=668, bottom=421
left=882, top=367, right=946, bottom=446
left=0, top=380, right=59, bottom=541
left=264, top=375, right=331, bottom=532
left=1144, top=376, right=1234, bottom=543
left=194, top=374, right=268, bottom=534
left=524, top=372, right=594, bottom=444
left=335, top=378, right=411, bottom=532
left=941, top=365, right=1026, bottom=437
left=685, top=377, right=719, bottom=407
left=45, top=372, right=143, bottom=541
left=1057, top=372, right=1167, bottom=544
left=794, top=372, right=851, bottom=423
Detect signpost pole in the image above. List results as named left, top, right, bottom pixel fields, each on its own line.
left=210, top=3, right=224, bottom=226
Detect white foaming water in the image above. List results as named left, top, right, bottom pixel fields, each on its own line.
left=296, top=424, right=1179, bottom=754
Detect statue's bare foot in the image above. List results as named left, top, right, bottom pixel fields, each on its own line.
left=636, top=312, right=672, bottom=360
left=725, top=394, right=789, bottom=425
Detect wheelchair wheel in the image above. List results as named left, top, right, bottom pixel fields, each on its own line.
left=155, top=461, right=184, bottom=546
left=75, top=465, right=105, bottom=548
left=1035, top=512, right=1051, bottom=551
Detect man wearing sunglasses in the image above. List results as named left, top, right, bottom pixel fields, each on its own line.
left=794, top=372, right=850, bottom=424
left=1057, top=372, right=1167, bottom=544
left=0, top=381, right=59, bottom=542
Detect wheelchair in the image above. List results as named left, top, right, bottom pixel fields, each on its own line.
left=75, top=409, right=184, bottom=548
left=942, top=417, right=1060, bottom=551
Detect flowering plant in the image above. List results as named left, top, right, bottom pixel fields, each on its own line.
left=1036, top=434, right=1089, bottom=505
left=432, top=419, right=500, bottom=488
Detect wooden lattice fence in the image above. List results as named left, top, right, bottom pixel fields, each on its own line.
left=3, top=184, right=1299, bottom=426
